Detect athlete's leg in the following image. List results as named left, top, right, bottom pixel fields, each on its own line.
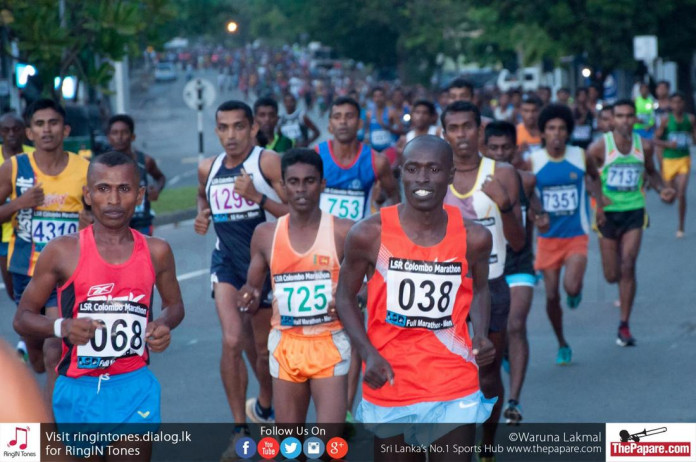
left=598, top=237, right=620, bottom=284
left=507, top=285, right=533, bottom=402
left=674, top=172, right=689, bottom=234
left=346, top=352, right=361, bottom=414
left=480, top=329, right=506, bottom=450
left=431, top=425, right=476, bottom=462
left=214, top=282, right=249, bottom=424
left=310, top=375, right=348, bottom=423
left=24, top=336, right=45, bottom=373
left=542, top=268, right=567, bottom=347
left=250, top=309, right=273, bottom=410
left=617, top=228, right=643, bottom=323
left=42, top=307, right=61, bottom=419
left=0, top=254, right=12, bottom=300
left=272, top=378, right=311, bottom=423
left=562, top=254, right=587, bottom=298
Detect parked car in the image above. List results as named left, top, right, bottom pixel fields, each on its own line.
left=154, top=62, right=177, bottom=82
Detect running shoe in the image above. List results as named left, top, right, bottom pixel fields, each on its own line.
left=676, top=230, right=684, bottom=239
left=245, top=397, right=275, bottom=424
left=566, top=293, right=582, bottom=309
left=503, top=401, right=523, bottom=425
left=616, top=326, right=636, bottom=347
left=220, top=426, right=250, bottom=462
left=16, top=340, right=28, bottom=363
left=556, top=345, right=572, bottom=365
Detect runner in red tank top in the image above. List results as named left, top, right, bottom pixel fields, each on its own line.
left=14, top=151, right=184, bottom=458
left=336, top=135, right=496, bottom=457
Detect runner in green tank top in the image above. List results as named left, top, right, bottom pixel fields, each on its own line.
left=654, top=92, right=696, bottom=237
left=587, top=99, right=675, bottom=347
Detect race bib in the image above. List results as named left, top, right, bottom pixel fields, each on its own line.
left=209, top=175, right=260, bottom=222
left=273, top=271, right=333, bottom=327
left=606, top=164, right=642, bottom=191
left=386, top=258, right=461, bottom=330
left=76, top=300, right=148, bottom=364
left=281, top=123, right=302, bottom=140
left=320, top=188, right=365, bottom=219
left=542, top=185, right=579, bottom=216
left=31, top=211, right=79, bottom=251
left=370, top=129, right=393, bottom=147
left=572, top=125, right=592, bottom=141
left=637, top=113, right=652, bottom=125
left=668, top=132, right=691, bottom=151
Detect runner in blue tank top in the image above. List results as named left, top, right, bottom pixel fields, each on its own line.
left=365, top=87, right=398, bottom=152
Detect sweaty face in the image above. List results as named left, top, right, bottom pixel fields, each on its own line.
left=0, top=118, right=25, bottom=150
left=328, top=104, right=360, bottom=143
left=107, top=121, right=134, bottom=153
left=401, top=141, right=454, bottom=211
left=520, top=103, right=539, bottom=128
left=613, top=105, right=636, bottom=137
left=215, top=110, right=256, bottom=157
left=84, top=163, right=143, bottom=229
left=443, top=111, right=479, bottom=158
left=448, top=87, right=472, bottom=103
left=542, top=118, right=568, bottom=155
left=411, top=105, right=432, bottom=130
left=282, top=162, right=324, bottom=213
left=255, top=105, right=279, bottom=134
left=26, top=108, right=69, bottom=152
left=485, top=135, right=515, bottom=163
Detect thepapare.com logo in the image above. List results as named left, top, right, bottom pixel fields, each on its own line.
left=606, top=423, right=695, bottom=461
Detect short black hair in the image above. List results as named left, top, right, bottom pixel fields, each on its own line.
left=521, top=94, right=543, bottom=108
left=88, top=150, right=140, bottom=183
left=448, top=78, right=474, bottom=94
left=24, top=98, right=66, bottom=125
left=657, top=80, right=671, bottom=88
left=538, top=103, right=574, bottom=135
left=441, top=101, right=481, bottom=129
left=254, top=97, right=278, bottom=114
left=670, top=91, right=685, bottom=100
left=107, top=114, right=135, bottom=133
left=412, top=99, right=436, bottom=115
left=330, top=97, right=361, bottom=116
left=281, top=148, right=323, bottom=181
left=216, top=100, right=253, bottom=125
left=613, top=99, right=635, bottom=112
left=485, top=120, right=517, bottom=145
left=599, top=104, right=614, bottom=115
left=371, top=86, right=385, bottom=96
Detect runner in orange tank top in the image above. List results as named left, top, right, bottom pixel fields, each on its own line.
left=238, top=149, right=354, bottom=423
left=336, top=135, right=496, bottom=457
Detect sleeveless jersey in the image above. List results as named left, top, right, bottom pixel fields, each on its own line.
left=531, top=146, right=590, bottom=238
left=57, top=226, right=155, bottom=378
left=662, top=113, right=692, bottom=159
left=634, top=95, right=655, bottom=131
left=516, top=123, right=542, bottom=160
left=129, top=150, right=153, bottom=229
left=368, top=108, right=394, bottom=151
left=205, top=147, right=280, bottom=258
left=365, top=205, right=478, bottom=406
left=279, top=108, right=307, bottom=145
left=315, top=141, right=377, bottom=220
left=600, top=133, right=645, bottom=212
left=405, top=126, right=438, bottom=143
left=269, top=212, right=342, bottom=335
left=8, top=152, right=88, bottom=276
left=504, top=171, right=534, bottom=275
left=444, top=156, right=506, bottom=279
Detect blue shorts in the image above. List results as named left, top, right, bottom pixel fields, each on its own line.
left=210, top=249, right=272, bottom=307
left=634, top=128, right=654, bottom=140
left=12, top=272, right=58, bottom=307
left=54, top=367, right=161, bottom=426
left=0, top=241, right=7, bottom=257
left=505, top=273, right=537, bottom=288
left=356, top=390, right=496, bottom=446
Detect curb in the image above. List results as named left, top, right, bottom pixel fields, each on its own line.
left=153, top=208, right=197, bottom=226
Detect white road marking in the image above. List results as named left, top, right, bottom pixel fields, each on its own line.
left=177, top=268, right=208, bottom=282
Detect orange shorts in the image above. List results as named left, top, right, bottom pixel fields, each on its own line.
left=268, top=329, right=351, bottom=383
left=534, top=235, right=588, bottom=271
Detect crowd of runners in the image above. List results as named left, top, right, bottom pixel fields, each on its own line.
left=0, top=61, right=693, bottom=461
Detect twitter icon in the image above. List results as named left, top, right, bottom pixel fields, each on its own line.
left=280, top=437, right=302, bottom=459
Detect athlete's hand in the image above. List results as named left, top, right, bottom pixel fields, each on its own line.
left=472, top=336, right=495, bottom=367
left=234, top=168, right=260, bottom=203
left=16, top=183, right=44, bottom=209
left=660, top=187, right=677, bottom=204
left=327, top=300, right=338, bottom=320
left=600, top=195, right=613, bottom=207
left=481, top=175, right=511, bottom=210
left=237, top=285, right=260, bottom=314
left=147, top=184, right=161, bottom=201
left=363, top=349, right=395, bottom=389
left=595, top=206, right=607, bottom=228
left=146, top=321, right=171, bottom=352
left=194, top=208, right=211, bottom=235
left=534, top=211, right=550, bottom=234
left=63, top=318, right=100, bottom=345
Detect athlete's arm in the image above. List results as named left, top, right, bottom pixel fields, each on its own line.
left=364, top=111, right=372, bottom=146
left=254, top=150, right=289, bottom=217
left=238, top=222, right=274, bottom=314
left=586, top=137, right=606, bottom=170
left=194, top=157, right=215, bottom=235
left=584, top=149, right=608, bottom=226
left=653, top=116, right=672, bottom=148
left=336, top=216, right=394, bottom=389
left=643, top=139, right=676, bottom=203
left=374, top=154, right=400, bottom=206
left=147, top=237, right=185, bottom=352
left=485, top=163, right=525, bottom=251
left=465, top=219, right=495, bottom=367
left=333, top=218, right=355, bottom=262
left=144, top=154, right=166, bottom=201
left=303, top=114, right=321, bottom=145
left=0, top=159, right=44, bottom=223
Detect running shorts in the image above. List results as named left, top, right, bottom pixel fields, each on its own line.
left=662, top=157, right=691, bottom=183
left=596, top=208, right=648, bottom=240
left=12, top=272, right=57, bottom=308
left=488, top=276, right=511, bottom=333
left=210, top=249, right=272, bottom=307
left=534, top=235, right=589, bottom=271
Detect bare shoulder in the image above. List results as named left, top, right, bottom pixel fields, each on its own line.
left=259, top=149, right=282, bottom=177
left=145, top=235, right=173, bottom=260
left=346, top=213, right=382, bottom=248
left=43, top=234, right=80, bottom=258
left=254, top=221, right=278, bottom=240
left=493, top=161, right=517, bottom=182
left=464, top=218, right=492, bottom=253
left=519, top=169, right=536, bottom=188
left=198, top=156, right=216, bottom=175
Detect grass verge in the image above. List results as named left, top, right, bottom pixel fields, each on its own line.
left=151, top=186, right=197, bottom=215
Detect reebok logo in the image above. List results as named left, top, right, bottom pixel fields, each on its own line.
left=87, top=283, right=114, bottom=297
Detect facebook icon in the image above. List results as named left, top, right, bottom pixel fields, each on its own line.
left=234, top=436, right=256, bottom=459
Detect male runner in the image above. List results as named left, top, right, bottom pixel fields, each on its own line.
left=483, top=120, right=543, bottom=425
left=532, top=104, right=604, bottom=364
left=556, top=88, right=571, bottom=106
left=654, top=92, right=695, bottom=237
left=571, top=88, right=594, bottom=149
left=634, top=83, right=656, bottom=139
left=442, top=102, right=525, bottom=458
left=654, top=81, right=672, bottom=124
left=194, top=101, right=286, bottom=454
left=278, top=92, right=320, bottom=147
left=254, top=97, right=294, bottom=154
left=516, top=95, right=543, bottom=167
left=336, top=136, right=495, bottom=460
left=448, top=78, right=474, bottom=103
left=238, top=149, right=353, bottom=423
left=0, top=99, right=88, bottom=398
left=588, top=99, right=675, bottom=346
left=0, top=112, right=34, bottom=301
left=14, top=151, right=184, bottom=461
left=395, top=100, right=441, bottom=169
left=365, top=87, right=399, bottom=154
left=107, top=114, right=166, bottom=235
left=595, top=105, right=614, bottom=140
